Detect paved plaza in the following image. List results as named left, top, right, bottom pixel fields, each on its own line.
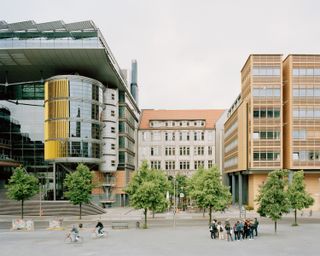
left=0, top=222, right=319, bottom=256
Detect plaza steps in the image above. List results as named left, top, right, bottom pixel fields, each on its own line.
left=0, top=200, right=106, bottom=216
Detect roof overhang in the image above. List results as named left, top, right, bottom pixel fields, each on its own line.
left=0, top=47, right=139, bottom=110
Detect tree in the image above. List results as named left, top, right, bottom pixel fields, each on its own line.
left=189, top=166, right=232, bottom=224
left=6, top=166, right=39, bottom=219
left=125, top=161, right=169, bottom=228
left=256, top=169, right=290, bottom=233
left=287, top=170, right=314, bottom=226
left=64, top=163, right=93, bottom=219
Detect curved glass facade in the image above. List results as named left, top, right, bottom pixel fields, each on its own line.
left=45, top=75, right=103, bottom=161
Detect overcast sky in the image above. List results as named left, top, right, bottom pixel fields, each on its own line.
left=2, top=0, right=320, bottom=110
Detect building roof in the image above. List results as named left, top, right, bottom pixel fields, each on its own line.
left=0, top=20, right=139, bottom=112
left=139, top=109, right=225, bottom=129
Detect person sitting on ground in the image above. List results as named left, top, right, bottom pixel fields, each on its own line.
left=96, top=220, right=104, bottom=235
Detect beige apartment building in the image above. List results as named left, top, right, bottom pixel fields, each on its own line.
left=138, top=109, right=226, bottom=177
left=224, top=54, right=320, bottom=211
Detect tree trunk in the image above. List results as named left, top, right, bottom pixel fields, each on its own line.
left=202, top=208, right=205, bottom=217
left=79, top=203, right=82, bottom=220
left=274, top=220, right=277, bottom=233
left=152, top=210, right=155, bottom=218
left=21, top=200, right=24, bottom=219
left=144, top=208, right=148, bottom=229
left=294, top=209, right=297, bottom=226
left=209, top=206, right=212, bottom=225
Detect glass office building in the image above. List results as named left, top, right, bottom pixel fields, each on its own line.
left=0, top=20, right=140, bottom=206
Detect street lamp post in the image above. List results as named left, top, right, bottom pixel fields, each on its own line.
left=173, top=175, right=176, bottom=229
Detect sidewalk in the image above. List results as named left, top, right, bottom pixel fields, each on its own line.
left=0, top=206, right=319, bottom=222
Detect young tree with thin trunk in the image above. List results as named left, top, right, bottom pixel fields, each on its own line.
left=64, top=163, right=93, bottom=219
left=287, top=170, right=314, bottom=226
left=189, top=166, right=232, bottom=224
left=6, top=166, right=39, bottom=219
left=125, top=161, right=169, bottom=229
left=256, top=169, right=290, bottom=233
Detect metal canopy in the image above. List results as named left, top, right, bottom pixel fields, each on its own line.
left=0, top=48, right=122, bottom=88
left=0, top=20, right=97, bottom=33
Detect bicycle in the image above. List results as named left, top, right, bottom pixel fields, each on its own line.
left=91, top=228, right=108, bottom=239
left=64, top=232, right=84, bottom=244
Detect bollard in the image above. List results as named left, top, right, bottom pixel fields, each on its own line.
left=136, top=221, right=140, bottom=229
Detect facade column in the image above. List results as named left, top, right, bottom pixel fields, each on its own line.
left=238, top=172, right=243, bottom=207
left=231, top=174, right=236, bottom=205
left=53, top=162, right=56, bottom=201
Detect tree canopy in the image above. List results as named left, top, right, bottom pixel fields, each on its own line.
left=125, top=161, right=170, bottom=228
left=189, top=166, right=232, bottom=224
left=256, top=169, right=290, bottom=232
left=64, top=163, right=94, bottom=219
left=287, top=170, right=314, bottom=226
left=6, top=166, right=39, bottom=219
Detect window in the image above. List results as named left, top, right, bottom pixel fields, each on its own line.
left=165, top=122, right=168, bottom=127
left=253, top=152, right=280, bottom=161
left=194, top=160, right=204, bottom=170
left=151, top=147, right=154, bottom=156
left=111, top=93, right=115, bottom=100
left=208, top=160, right=213, bottom=168
left=195, top=146, right=204, bottom=156
left=179, top=132, right=183, bottom=141
left=194, top=122, right=197, bottom=126
left=179, top=146, right=190, bottom=156
left=201, top=121, right=205, bottom=126
left=208, top=146, right=213, bottom=155
left=111, top=144, right=115, bottom=150
left=165, top=161, right=175, bottom=170
left=165, top=132, right=168, bottom=141
left=179, top=161, right=190, bottom=170
left=151, top=161, right=161, bottom=170
left=186, top=132, right=190, bottom=141
left=180, top=122, right=183, bottom=126
left=172, top=132, right=175, bottom=141
left=165, top=147, right=175, bottom=156
left=111, top=160, right=115, bottom=167
left=150, top=122, right=154, bottom=127
left=194, top=132, right=197, bottom=141
left=172, top=122, right=175, bottom=126
left=201, top=132, right=205, bottom=140
left=111, top=110, right=115, bottom=117
left=111, top=127, right=115, bottom=133
left=252, top=67, right=281, bottom=76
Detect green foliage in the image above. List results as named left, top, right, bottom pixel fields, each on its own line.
left=64, top=163, right=93, bottom=219
left=288, top=170, right=314, bottom=210
left=6, top=166, right=39, bottom=219
left=189, top=166, right=232, bottom=223
left=287, top=170, right=314, bottom=225
left=125, top=161, right=170, bottom=228
left=256, top=169, right=290, bottom=232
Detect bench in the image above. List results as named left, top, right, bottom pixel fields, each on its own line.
left=111, top=222, right=129, bottom=229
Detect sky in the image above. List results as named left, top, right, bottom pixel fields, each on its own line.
left=2, top=0, right=320, bottom=110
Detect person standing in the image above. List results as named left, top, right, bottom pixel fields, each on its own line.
left=209, top=220, right=217, bottom=239
left=225, top=220, right=233, bottom=242
left=253, top=217, right=259, bottom=236
left=217, top=221, right=224, bottom=240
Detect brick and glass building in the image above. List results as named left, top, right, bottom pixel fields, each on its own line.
left=0, top=20, right=140, bottom=207
left=224, top=54, right=320, bottom=211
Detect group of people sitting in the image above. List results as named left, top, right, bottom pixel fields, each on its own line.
left=209, top=218, right=259, bottom=241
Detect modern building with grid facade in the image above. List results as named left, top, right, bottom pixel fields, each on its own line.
left=225, top=54, right=320, bottom=211
left=138, top=109, right=226, bottom=177
left=0, top=20, right=140, bottom=207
